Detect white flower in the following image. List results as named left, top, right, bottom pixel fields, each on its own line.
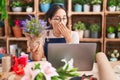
left=61, top=58, right=74, bottom=71
left=40, top=61, right=58, bottom=80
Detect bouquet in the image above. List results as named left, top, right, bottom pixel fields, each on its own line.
left=21, top=15, right=50, bottom=61
left=22, top=58, right=80, bottom=80
left=21, top=15, right=49, bottom=37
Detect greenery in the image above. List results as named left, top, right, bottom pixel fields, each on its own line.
left=108, top=0, right=117, bottom=6
left=10, top=1, right=22, bottom=7
left=72, top=0, right=84, bottom=4
left=0, top=0, right=8, bottom=20
left=116, top=0, right=120, bottom=7
left=73, top=21, right=86, bottom=30
left=89, top=24, right=100, bottom=32
left=40, top=0, right=52, bottom=4
left=107, top=26, right=115, bottom=33
left=117, top=23, right=120, bottom=32
left=91, top=0, right=102, bottom=5
left=23, top=59, right=80, bottom=80
left=83, top=0, right=91, bottom=4
left=52, top=0, right=65, bottom=4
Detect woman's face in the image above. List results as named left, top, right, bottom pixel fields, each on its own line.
left=49, top=9, right=67, bottom=27
left=52, top=9, right=67, bottom=25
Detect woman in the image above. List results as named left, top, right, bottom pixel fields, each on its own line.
left=30, top=4, right=79, bottom=61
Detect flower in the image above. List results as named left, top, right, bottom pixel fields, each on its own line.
left=22, top=58, right=79, bottom=80
left=21, top=15, right=49, bottom=37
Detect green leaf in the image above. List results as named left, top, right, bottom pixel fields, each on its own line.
left=35, top=72, right=46, bottom=80
left=35, top=63, right=40, bottom=69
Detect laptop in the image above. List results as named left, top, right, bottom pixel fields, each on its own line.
left=48, top=43, right=97, bottom=71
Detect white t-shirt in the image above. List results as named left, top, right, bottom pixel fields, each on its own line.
left=40, top=30, right=80, bottom=45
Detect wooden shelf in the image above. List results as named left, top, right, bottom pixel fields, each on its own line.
left=8, top=12, right=36, bottom=15
left=105, top=11, right=120, bottom=15
left=0, top=36, right=7, bottom=39
left=105, top=38, right=120, bottom=42
left=38, top=12, right=45, bottom=15
left=71, top=12, right=104, bottom=15
left=80, top=38, right=102, bottom=42
left=7, top=37, right=28, bottom=41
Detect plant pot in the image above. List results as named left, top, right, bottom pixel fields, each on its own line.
left=76, top=30, right=84, bottom=39
left=83, top=4, right=90, bottom=12
left=84, top=30, right=90, bottom=38
left=117, top=32, right=120, bottom=38
left=74, top=4, right=82, bottom=12
left=12, top=26, right=22, bottom=37
left=108, top=6, right=116, bottom=12
left=26, top=6, right=33, bottom=12
left=90, top=32, right=98, bottom=38
left=40, top=3, right=50, bottom=12
left=93, top=4, right=101, bottom=12
left=12, top=7, right=22, bottom=12
left=110, top=57, right=118, bottom=61
left=107, top=33, right=115, bottom=38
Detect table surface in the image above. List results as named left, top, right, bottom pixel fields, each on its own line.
left=1, top=61, right=120, bottom=80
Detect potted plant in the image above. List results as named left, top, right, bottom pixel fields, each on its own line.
left=72, top=0, right=84, bottom=12
left=11, top=19, right=22, bottom=37
left=52, top=0, right=65, bottom=7
left=91, top=0, right=102, bottom=12
left=89, top=24, right=100, bottom=38
left=84, top=23, right=90, bottom=38
left=25, top=1, right=34, bottom=12
left=40, top=0, right=52, bottom=12
left=10, top=0, right=23, bottom=12
left=73, top=21, right=86, bottom=38
left=107, top=26, right=116, bottom=38
left=108, top=0, right=117, bottom=11
left=117, top=23, right=120, bottom=38
left=116, top=0, right=120, bottom=11
left=83, top=0, right=91, bottom=12
left=107, top=49, right=120, bottom=61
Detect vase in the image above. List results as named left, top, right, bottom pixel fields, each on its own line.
left=40, top=3, right=50, bottom=12
left=25, top=33, right=43, bottom=61
left=12, top=26, right=22, bottom=37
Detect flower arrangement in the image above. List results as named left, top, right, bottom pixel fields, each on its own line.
left=21, top=15, right=49, bottom=37
left=22, top=58, right=79, bottom=80
left=108, top=49, right=120, bottom=61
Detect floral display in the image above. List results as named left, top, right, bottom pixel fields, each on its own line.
left=21, top=15, right=49, bottom=37
left=21, top=15, right=50, bottom=61
left=22, top=58, right=79, bottom=80
left=11, top=54, right=28, bottom=75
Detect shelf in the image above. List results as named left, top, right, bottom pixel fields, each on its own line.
left=7, top=37, right=28, bottom=41
left=8, top=12, right=36, bottom=15
left=71, top=12, right=104, bottom=15
left=38, top=12, right=45, bottom=15
left=105, top=38, right=120, bottom=42
left=80, top=38, right=102, bottom=42
left=0, top=36, right=7, bottom=39
left=105, top=11, right=120, bottom=15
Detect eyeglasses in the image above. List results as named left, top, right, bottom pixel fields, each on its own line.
left=52, top=17, right=67, bottom=22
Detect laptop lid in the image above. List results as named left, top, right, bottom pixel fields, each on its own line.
left=48, top=43, right=97, bottom=71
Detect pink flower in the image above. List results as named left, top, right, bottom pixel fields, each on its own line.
left=40, top=61, right=58, bottom=80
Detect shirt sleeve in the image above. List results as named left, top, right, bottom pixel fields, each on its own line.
left=71, top=31, right=80, bottom=44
